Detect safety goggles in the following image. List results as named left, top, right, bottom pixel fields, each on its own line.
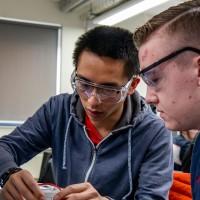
left=139, top=47, right=200, bottom=87
left=72, top=76, right=133, bottom=104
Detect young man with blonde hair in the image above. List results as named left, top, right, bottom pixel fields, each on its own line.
left=133, top=1, right=200, bottom=199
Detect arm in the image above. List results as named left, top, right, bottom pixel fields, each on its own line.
left=0, top=100, right=53, bottom=177
left=135, top=126, right=173, bottom=200
left=0, top=99, right=54, bottom=200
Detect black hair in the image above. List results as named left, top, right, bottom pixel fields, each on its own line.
left=72, top=26, right=139, bottom=79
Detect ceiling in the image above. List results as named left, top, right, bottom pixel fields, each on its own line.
left=51, top=0, right=187, bottom=31
left=116, top=0, right=186, bottom=31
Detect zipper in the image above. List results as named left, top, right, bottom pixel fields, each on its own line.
left=84, top=147, right=97, bottom=182
left=83, top=126, right=96, bottom=182
left=83, top=125, right=120, bottom=182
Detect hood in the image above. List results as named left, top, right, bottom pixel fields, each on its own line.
left=69, top=90, right=150, bottom=130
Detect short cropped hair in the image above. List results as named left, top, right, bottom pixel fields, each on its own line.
left=73, top=26, right=139, bottom=79
left=133, top=0, right=200, bottom=49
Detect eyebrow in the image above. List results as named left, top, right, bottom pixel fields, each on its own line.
left=76, top=74, right=120, bottom=87
left=140, top=47, right=200, bottom=74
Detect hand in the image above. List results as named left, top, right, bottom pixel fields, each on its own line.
left=1, top=169, right=45, bottom=200
left=53, top=182, right=109, bottom=200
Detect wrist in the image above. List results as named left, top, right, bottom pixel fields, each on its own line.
left=0, top=167, right=22, bottom=187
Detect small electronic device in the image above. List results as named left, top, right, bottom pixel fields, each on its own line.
left=39, top=183, right=61, bottom=200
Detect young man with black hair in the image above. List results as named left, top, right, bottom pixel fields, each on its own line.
left=133, top=1, right=200, bottom=199
left=0, top=26, right=173, bottom=200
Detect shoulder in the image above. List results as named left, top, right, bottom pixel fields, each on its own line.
left=192, top=133, right=200, bottom=155
left=40, top=93, right=74, bottom=117
left=48, top=93, right=72, bottom=103
left=45, top=93, right=72, bottom=108
left=135, top=112, right=172, bottom=151
left=139, top=107, right=169, bottom=132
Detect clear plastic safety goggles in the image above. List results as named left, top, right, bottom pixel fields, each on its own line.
left=72, top=76, right=133, bottom=104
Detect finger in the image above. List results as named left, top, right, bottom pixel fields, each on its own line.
left=1, top=188, right=15, bottom=200
left=63, top=191, right=98, bottom=200
left=8, top=170, right=44, bottom=200
left=54, top=182, right=100, bottom=200
left=2, top=174, right=26, bottom=200
left=54, top=183, right=89, bottom=200
left=21, top=171, right=44, bottom=199
left=8, top=172, right=38, bottom=200
left=2, top=185, right=22, bottom=200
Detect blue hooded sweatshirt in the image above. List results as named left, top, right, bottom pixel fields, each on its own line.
left=0, top=92, right=173, bottom=199
left=191, top=133, right=200, bottom=199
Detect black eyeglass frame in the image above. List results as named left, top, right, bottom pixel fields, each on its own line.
left=139, top=47, right=200, bottom=85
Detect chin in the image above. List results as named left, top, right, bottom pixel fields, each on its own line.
left=164, top=121, right=180, bottom=131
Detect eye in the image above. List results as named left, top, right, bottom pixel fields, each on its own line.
left=98, top=88, right=120, bottom=99
left=151, top=77, right=160, bottom=84
left=76, top=80, right=91, bottom=91
left=144, top=70, right=161, bottom=86
left=80, top=82, right=89, bottom=89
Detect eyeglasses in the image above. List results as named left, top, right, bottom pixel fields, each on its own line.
left=72, top=76, right=133, bottom=104
left=139, top=47, right=200, bottom=87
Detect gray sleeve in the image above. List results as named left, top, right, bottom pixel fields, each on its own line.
left=135, top=127, right=173, bottom=200
left=0, top=101, right=53, bottom=177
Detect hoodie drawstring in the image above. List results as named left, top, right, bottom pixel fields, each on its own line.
left=62, top=117, right=133, bottom=199
left=123, top=129, right=133, bottom=199
left=62, top=116, right=72, bottom=169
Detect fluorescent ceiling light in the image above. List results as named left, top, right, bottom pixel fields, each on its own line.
left=92, top=0, right=171, bottom=26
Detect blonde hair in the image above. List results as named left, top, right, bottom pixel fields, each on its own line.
left=133, top=0, right=200, bottom=49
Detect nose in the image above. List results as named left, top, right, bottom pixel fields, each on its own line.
left=87, top=89, right=101, bottom=105
left=145, top=87, right=159, bottom=105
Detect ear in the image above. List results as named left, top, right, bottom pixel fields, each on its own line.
left=196, top=56, right=200, bottom=86
left=70, top=70, right=76, bottom=90
left=127, top=77, right=140, bottom=95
